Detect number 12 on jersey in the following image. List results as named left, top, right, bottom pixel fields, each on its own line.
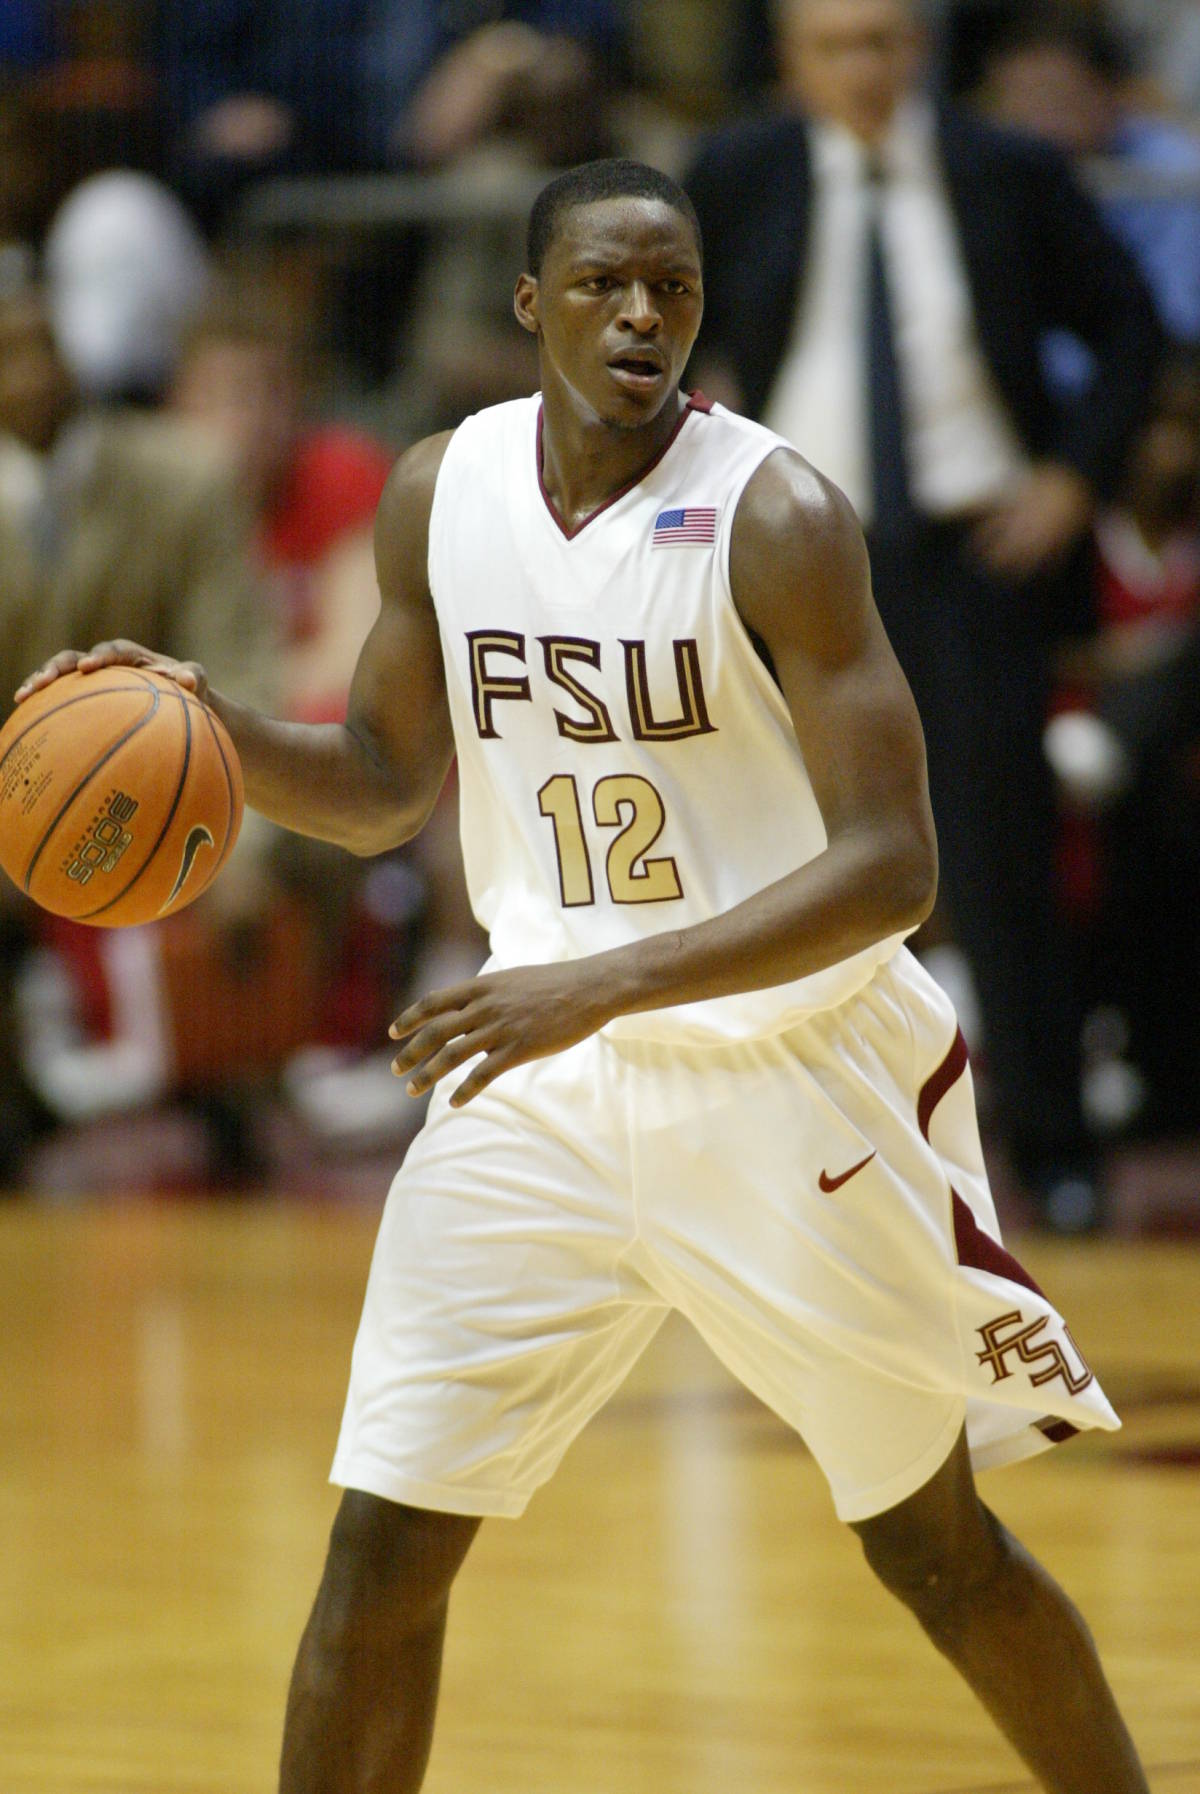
left=537, top=774, right=683, bottom=908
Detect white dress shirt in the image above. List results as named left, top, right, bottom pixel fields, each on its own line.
left=762, top=98, right=1029, bottom=527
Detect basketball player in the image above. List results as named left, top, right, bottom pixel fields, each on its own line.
left=16, top=160, right=1148, bottom=1793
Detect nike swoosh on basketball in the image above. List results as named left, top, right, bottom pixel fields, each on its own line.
left=160, top=824, right=215, bottom=911
left=818, top=1151, right=877, bottom=1193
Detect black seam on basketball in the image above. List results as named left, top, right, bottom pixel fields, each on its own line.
left=79, top=687, right=194, bottom=919
left=1, top=685, right=159, bottom=776
left=197, top=702, right=236, bottom=868
left=21, top=692, right=162, bottom=890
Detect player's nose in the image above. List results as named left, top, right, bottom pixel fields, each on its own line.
left=617, top=280, right=663, bottom=332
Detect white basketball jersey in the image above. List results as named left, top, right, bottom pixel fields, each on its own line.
left=426, top=393, right=909, bottom=1043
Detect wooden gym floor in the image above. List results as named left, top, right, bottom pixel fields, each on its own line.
left=2, top=1196, right=1198, bottom=1793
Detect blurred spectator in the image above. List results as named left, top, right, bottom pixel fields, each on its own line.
left=156, top=0, right=625, bottom=231
left=685, top=0, right=1164, bottom=1229
left=169, top=281, right=486, bottom=1154
left=170, top=284, right=390, bottom=717
left=44, top=170, right=211, bottom=405
left=0, top=279, right=275, bottom=713
left=1050, top=354, right=1200, bottom=1135
left=156, top=0, right=362, bottom=227
left=385, top=18, right=621, bottom=435
left=0, top=275, right=282, bottom=1185
left=969, top=1, right=1200, bottom=347
left=387, top=6, right=624, bottom=171
left=155, top=3, right=626, bottom=395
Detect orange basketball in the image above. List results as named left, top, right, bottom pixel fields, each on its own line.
left=0, top=667, right=244, bottom=927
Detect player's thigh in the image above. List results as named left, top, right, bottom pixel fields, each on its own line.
left=630, top=972, right=966, bottom=1396
left=625, top=964, right=971, bottom=1520
left=335, top=1038, right=666, bottom=1516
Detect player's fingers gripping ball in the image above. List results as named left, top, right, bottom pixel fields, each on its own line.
left=0, top=667, right=243, bottom=926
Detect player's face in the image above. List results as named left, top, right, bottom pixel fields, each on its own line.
left=515, top=198, right=703, bottom=430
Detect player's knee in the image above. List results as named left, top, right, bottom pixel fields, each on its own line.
left=314, top=1491, right=480, bottom=1647
left=854, top=1498, right=1007, bottom=1639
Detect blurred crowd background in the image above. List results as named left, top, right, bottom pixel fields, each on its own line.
left=0, top=0, right=1197, bottom=1228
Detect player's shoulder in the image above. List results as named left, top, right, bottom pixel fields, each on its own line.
left=731, top=446, right=869, bottom=637
left=685, top=401, right=859, bottom=562
left=735, top=439, right=860, bottom=551
left=373, top=430, right=455, bottom=568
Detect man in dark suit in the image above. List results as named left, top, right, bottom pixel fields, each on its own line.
left=686, top=0, right=1164, bottom=1230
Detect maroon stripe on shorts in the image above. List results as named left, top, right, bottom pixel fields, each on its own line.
left=917, top=1025, right=970, bottom=1142
left=918, top=1024, right=1048, bottom=1301
left=951, top=1190, right=1047, bottom=1301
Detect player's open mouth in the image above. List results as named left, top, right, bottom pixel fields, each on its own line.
left=608, top=354, right=665, bottom=389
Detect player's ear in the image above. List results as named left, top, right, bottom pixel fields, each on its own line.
left=514, top=273, right=540, bottom=337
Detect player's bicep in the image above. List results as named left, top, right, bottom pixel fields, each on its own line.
left=344, top=435, right=456, bottom=816
left=731, top=451, right=934, bottom=846
left=775, top=605, right=932, bottom=853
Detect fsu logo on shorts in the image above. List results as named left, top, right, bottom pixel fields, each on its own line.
left=976, top=1309, right=1094, bottom=1397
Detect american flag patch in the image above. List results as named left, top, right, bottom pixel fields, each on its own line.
left=652, top=506, right=717, bottom=547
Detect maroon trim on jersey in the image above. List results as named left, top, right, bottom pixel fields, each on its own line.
left=952, top=1188, right=1047, bottom=1301
left=917, top=1025, right=969, bottom=1143
left=535, top=393, right=709, bottom=542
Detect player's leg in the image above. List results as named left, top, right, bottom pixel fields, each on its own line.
left=625, top=972, right=1138, bottom=1788
left=851, top=1428, right=1148, bottom=1794
left=285, top=1038, right=663, bottom=1791
left=279, top=1491, right=480, bottom=1794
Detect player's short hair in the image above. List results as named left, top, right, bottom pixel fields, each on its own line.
left=526, top=159, right=702, bottom=278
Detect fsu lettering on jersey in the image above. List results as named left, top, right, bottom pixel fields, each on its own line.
left=427, top=393, right=912, bottom=1043
left=465, top=632, right=716, bottom=743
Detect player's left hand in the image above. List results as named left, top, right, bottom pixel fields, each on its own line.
left=389, top=962, right=615, bottom=1107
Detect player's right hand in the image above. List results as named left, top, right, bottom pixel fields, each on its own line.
left=14, top=641, right=209, bottom=706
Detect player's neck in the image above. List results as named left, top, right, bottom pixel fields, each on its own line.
left=538, top=389, right=688, bottom=534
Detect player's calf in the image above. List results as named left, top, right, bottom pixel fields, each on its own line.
left=854, top=1488, right=1009, bottom=1646
left=279, top=1493, right=480, bottom=1794
left=849, top=1440, right=1149, bottom=1792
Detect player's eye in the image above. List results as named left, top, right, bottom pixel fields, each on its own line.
left=580, top=275, right=614, bottom=293
left=659, top=280, right=690, bottom=296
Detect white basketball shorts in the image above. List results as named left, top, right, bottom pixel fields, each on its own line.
left=331, top=947, right=1118, bottom=1523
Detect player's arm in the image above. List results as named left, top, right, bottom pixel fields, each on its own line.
left=391, top=448, right=937, bottom=1105
left=708, top=447, right=940, bottom=973
left=14, top=434, right=457, bottom=858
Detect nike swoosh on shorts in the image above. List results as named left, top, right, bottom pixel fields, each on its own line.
left=818, top=1151, right=877, bottom=1193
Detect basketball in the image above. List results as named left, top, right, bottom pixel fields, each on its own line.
left=0, top=666, right=244, bottom=927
